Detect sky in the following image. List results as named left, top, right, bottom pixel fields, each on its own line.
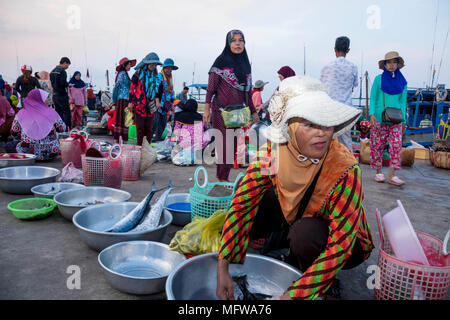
left=0, top=0, right=449, bottom=103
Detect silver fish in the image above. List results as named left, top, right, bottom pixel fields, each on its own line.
left=128, top=182, right=175, bottom=232
left=105, top=182, right=168, bottom=233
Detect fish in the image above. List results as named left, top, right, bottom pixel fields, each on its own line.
left=105, top=182, right=168, bottom=233
left=232, top=275, right=272, bottom=301
left=127, top=181, right=175, bottom=233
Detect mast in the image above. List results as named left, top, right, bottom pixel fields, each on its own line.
left=365, top=71, right=369, bottom=121
left=303, top=44, right=306, bottom=75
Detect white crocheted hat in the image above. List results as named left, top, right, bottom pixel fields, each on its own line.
left=266, top=76, right=361, bottom=143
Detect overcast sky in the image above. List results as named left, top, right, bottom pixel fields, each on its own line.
left=1, top=0, right=449, bottom=102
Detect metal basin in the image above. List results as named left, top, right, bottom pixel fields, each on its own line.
left=31, top=182, right=85, bottom=199
left=98, top=241, right=186, bottom=295
left=0, top=166, right=61, bottom=194
left=166, top=252, right=302, bottom=300
left=164, top=193, right=191, bottom=226
left=54, top=187, right=131, bottom=221
left=0, top=153, right=36, bottom=168
left=72, top=202, right=172, bottom=251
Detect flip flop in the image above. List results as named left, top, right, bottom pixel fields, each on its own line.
left=374, top=173, right=385, bottom=183
left=388, top=176, right=405, bottom=186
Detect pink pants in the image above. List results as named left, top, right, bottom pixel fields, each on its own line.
left=370, top=123, right=403, bottom=170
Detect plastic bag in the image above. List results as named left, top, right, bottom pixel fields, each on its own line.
left=140, top=138, right=157, bottom=175
left=124, top=108, right=133, bottom=128
left=221, top=106, right=251, bottom=129
left=58, top=162, right=84, bottom=184
left=153, top=139, right=174, bottom=161
left=171, top=145, right=195, bottom=166
left=169, top=209, right=228, bottom=255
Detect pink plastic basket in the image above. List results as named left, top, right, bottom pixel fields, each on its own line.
left=81, top=145, right=123, bottom=189
left=375, top=209, right=450, bottom=300
left=120, top=145, right=142, bottom=181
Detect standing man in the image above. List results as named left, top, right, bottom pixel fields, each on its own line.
left=177, top=87, right=189, bottom=104
left=320, top=36, right=358, bottom=151
left=51, top=57, right=71, bottom=129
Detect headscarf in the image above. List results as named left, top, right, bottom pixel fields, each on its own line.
left=381, top=67, right=407, bottom=95
left=135, top=65, right=162, bottom=100
left=69, top=71, right=86, bottom=89
left=209, top=30, right=251, bottom=91
left=277, top=66, right=296, bottom=79
left=115, top=63, right=131, bottom=83
left=274, top=120, right=327, bottom=223
left=15, top=89, right=61, bottom=140
left=175, top=99, right=203, bottom=124
left=0, top=96, right=14, bottom=127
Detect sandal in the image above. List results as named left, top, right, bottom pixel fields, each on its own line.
left=374, top=173, right=385, bottom=183
left=388, top=176, right=405, bottom=186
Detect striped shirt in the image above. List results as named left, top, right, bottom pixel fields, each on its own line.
left=219, top=141, right=374, bottom=299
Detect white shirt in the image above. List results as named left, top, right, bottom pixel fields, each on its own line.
left=320, top=57, right=358, bottom=106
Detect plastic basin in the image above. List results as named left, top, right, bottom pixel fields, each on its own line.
left=7, top=198, right=57, bottom=220
left=382, top=200, right=429, bottom=265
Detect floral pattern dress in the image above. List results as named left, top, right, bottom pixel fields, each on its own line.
left=11, top=118, right=66, bottom=160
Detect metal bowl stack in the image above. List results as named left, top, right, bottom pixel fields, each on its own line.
left=98, top=241, right=186, bottom=295
left=54, top=187, right=131, bottom=221
left=72, top=202, right=172, bottom=251
left=0, top=166, right=61, bottom=194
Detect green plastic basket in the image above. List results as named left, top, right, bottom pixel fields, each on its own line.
left=189, top=166, right=244, bottom=220
left=7, top=198, right=57, bottom=220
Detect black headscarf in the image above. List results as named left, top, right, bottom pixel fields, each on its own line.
left=209, top=30, right=251, bottom=90
left=175, top=99, right=203, bottom=124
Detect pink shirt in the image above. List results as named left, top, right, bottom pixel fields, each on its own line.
left=252, top=91, right=262, bottom=112
left=68, top=86, right=87, bottom=106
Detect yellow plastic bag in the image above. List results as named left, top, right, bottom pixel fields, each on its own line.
left=82, top=105, right=89, bottom=115
left=125, top=108, right=133, bottom=128
left=169, top=209, right=228, bottom=255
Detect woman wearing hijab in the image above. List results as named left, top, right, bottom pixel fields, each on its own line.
left=153, top=58, right=178, bottom=142
left=129, top=52, right=164, bottom=146
left=204, top=30, right=260, bottom=182
left=277, top=66, right=296, bottom=83
left=112, top=57, right=136, bottom=143
left=0, top=96, right=15, bottom=141
left=11, top=89, right=66, bottom=160
left=15, top=65, right=41, bottom=99
left=216, top=76, right=374, bottom=300
left=172, top=98, right=210, bottom=151
left=369, top=51, right=408, bottom=186
left=68, top=71, right=87, bottom=128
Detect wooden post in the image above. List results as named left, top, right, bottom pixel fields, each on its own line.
left=365, top=71, right=369, bottom=120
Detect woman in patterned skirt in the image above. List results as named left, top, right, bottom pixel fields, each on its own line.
left=112, top=57, right=136, bottom=143
left=216, top=76, right=374, bottom=300
left=204, top=30, right=260, bottom=182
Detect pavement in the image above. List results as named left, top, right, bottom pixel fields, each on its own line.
left=0, top=137, right=449, bottom=300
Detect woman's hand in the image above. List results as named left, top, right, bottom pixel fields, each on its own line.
left=370, top=114, right=377, bottom=127
left=252, top=112, right=260, bottom=124
left=216, top=259, right=235, bottom=300
left=203, top=104, right=211, bottom=125
left=155, top=99, right=161, bottom=111
left=127, top=103, right=134, bottom=112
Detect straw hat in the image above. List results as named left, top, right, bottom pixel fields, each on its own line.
left=265, top=76, right=361, bottom=143
left=378, top=51, right=405, bottom=70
